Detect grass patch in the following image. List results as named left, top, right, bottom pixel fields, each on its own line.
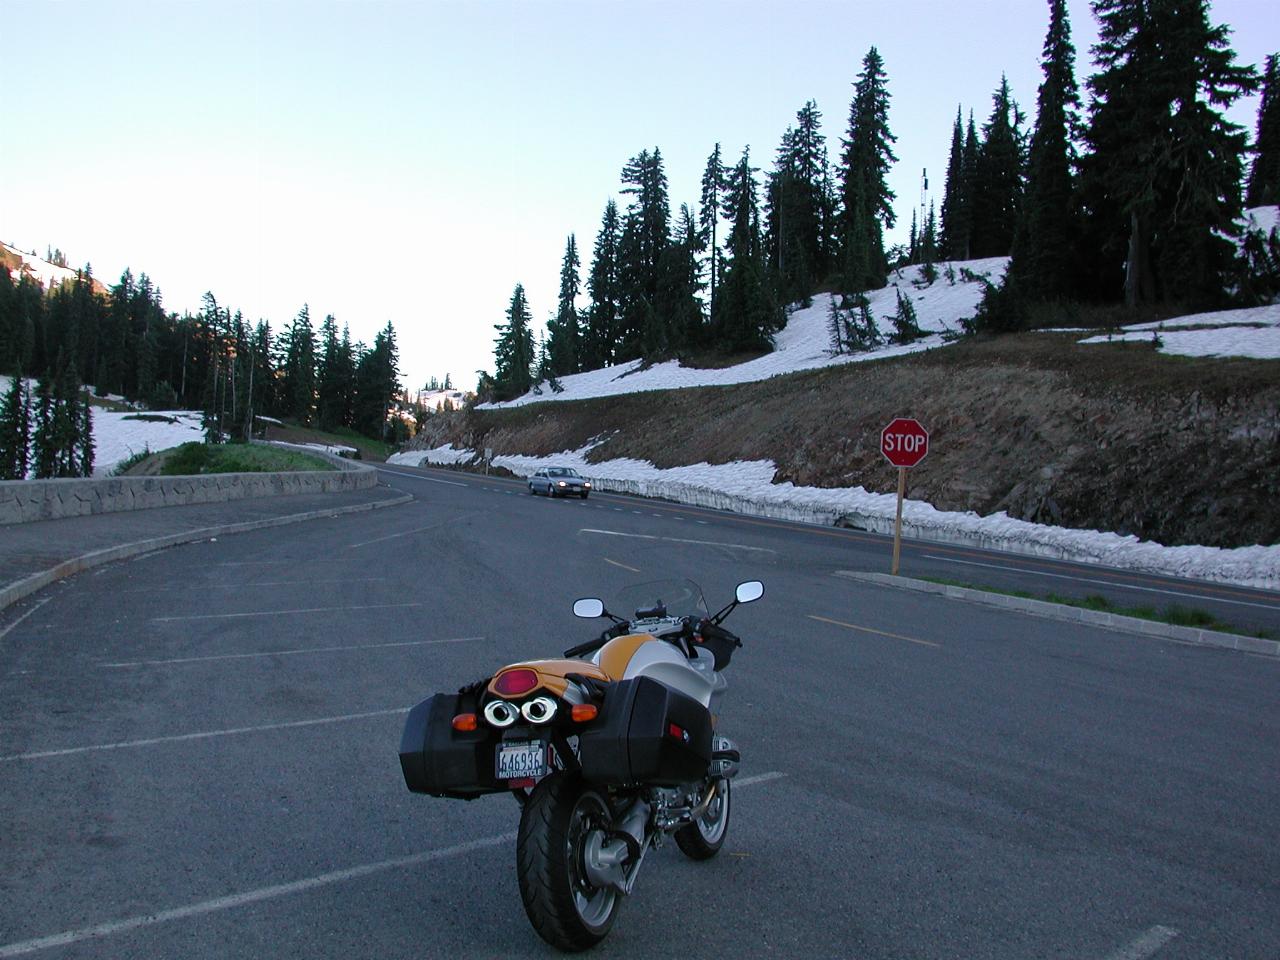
left=158, top=442, right=335, bottom=476
left=920, top=577, right=1271, bottom=639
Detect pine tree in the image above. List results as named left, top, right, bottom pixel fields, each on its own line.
left=545, top=235, right=582, bottom=377
left=655, top=204, right=705, bottom=354
left=616, top=148, right=672, bottom=362
left=717, top=148, right=779, bottom=352
left=31, top=374, right=56, bottom=478
left=281, top=304, right=316, bottom=425
left=970, top=76, right=1026, bottom=259
left=699, top=144, right=727, bottom=331
left=939, top=109, right=969, bottom=260
left=838, top=47, right=898, bottom=294
left=0, top=371, right=31, bottom=479
left=887, top=288, right=923, bottom=344
left=1006, top=0, right=1082, bottom=307
left=493, top=283, right=535, bottom=400
left=1080, top=0, right=1258, bottom=306
left=583, top=200, right=622, bottom=371
left=1246, top=54, right=1280, bottom=207
left=766, top=101, right=833, bottom=305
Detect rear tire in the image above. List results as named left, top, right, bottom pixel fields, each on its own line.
left=674, top=777, right=730, bottom=860
left=517, top=774, right=621, bottom=951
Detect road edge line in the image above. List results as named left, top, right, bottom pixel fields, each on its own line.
left=833, top=570, right=1279, bottom=659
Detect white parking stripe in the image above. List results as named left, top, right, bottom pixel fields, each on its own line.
left=0, top=833, right=517, bottom=958
left=100, top=636, right=480, bottom=669
left=579, top=529, right=776, bottom=555
left=152, top=603, right=423, bottom=622
left=1103, top=926, right=1178, bottom=960
left=1, top=708, right=407, bottom=763
left=0, top=772, right=788, bottom=956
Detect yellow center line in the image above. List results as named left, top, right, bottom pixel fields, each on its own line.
left=603, top=557, right=642, bottom=573
left=807, top=614, right=941, bottom=648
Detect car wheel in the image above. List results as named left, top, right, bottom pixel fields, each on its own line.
left=580, top=492, right=589, bottom=500
left=529, top=483, right=536, bottom=495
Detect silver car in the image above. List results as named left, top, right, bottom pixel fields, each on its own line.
left=528, top=466, right=593, bottom=499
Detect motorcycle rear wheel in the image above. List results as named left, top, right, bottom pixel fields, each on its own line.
left=516, top=774, right=621, bottom=951
left=675, top=777, right=731, bottom=860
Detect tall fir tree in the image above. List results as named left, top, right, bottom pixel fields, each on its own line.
left=1006, top=0, right=1082, bottom=307
left=1080, top=0, right=1258, bottom=306
left=583, top=200, right=622, bottom=371
left=0, top=370, right=31, bottom=480
left=939, top=109, right=970, bottom=260
left=838, top=47, right=898, bottom=294
left=1246, top=53, right=1280, bottom=207
left=970, top=76, right=1026, bottom=259
left=493, top=283, right=535, bottom=400
left=716, top=148, right=779, bottom=352
left=545, top=235, right=582, bottom=377
left=766, top=101, right=833, bottom=305
left=616, top=148, right=672, bottom=362
left=281, top=305, right=317, bottom=425
left=699, top=144, right=727, bottom=332
left=654, top=204, right=705, bottom=355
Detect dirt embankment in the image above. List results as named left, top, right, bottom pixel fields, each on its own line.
left=406, top=334, right=1280, bottom=549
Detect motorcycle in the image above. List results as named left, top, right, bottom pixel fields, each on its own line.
left=398, top=577, right=763, bottom=951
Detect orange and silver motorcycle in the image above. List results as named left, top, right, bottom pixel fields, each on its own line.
left=399, top=577, right=763, bottom=951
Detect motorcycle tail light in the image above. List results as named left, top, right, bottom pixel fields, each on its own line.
left=493, top=669, right=539, bottom=696
left=451, top=713, right=478, bottom=732
left=571, top=704, right=598, bottom=722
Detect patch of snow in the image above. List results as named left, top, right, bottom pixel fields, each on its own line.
left=480, top=257, right=1007, bottom=409
left=1079, top=304, right=1280, bottom=360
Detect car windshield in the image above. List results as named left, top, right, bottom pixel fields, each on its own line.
left=609, top=579, right=708, bottom=621
left=548, top=468, right=578, bottom=478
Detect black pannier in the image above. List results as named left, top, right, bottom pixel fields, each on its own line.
left=399, top=693, right=502, bottom=799
left=578, top=676, right=713, bottom=786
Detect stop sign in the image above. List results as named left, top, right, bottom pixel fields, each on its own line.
left=881, top=417, right=929, bottom=468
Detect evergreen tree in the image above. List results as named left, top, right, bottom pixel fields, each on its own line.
left=699, top=144, right=727, bottom=331
left=970, top=76, right=1026, bottom=259
left=583, top=200, right=622, bottom=370
left=887, top=288, right=923, bottom=344
left=1246, top=53, right=1280, bottom=207
left=316, top=314, right=345, bottom=431
left=654, top=204, right=705, bottom=355
left=616, top=148, right=672, bottom=361
left=1006, top=0, right=1082, bottom=307
left=493, top=283, right=535, bottom=400
left=1080, top=0, right=1258, bottom=306
left=30, top=374, right=56, bottom=478
left=545, top=234, right=582, bottom=377
left=281, top=305, right=316, bottom=425
left=0, top=371, right=31, bottom=480
left=716, top=148, right=779, bottom=352
left=767, top=101, right=833, bottom=305
left=939, top=109, right=969, bottom=260
left=838, top=47, right=898, bottom=294
left=352, top=322, right=400, bottom=438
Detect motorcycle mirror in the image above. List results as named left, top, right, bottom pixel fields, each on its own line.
left=735, top=581, right=764, bottom=604
left=573, top=598, right=605, bottom=619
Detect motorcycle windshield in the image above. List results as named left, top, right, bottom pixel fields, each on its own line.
left=610, top=578, right=709, bottom=621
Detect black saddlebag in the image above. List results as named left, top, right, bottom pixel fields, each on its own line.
left=578, top=676, right=712, bottom=786
left=399, top=693, right=502, bottom=799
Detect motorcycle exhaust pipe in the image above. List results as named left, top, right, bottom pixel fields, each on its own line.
left=482, top=700, right=520, bottom=728
left=521, top=696, right=558, bottom=724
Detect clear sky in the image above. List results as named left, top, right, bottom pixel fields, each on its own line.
left=2, top=0, right=1273, bottom=393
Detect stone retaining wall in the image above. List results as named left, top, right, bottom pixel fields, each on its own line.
left=0, top=447, right=376, bottom=525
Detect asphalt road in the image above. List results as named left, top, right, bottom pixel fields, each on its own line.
left=0, top=464, right=1276, bottom=959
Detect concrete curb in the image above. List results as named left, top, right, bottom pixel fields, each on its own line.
left=834, top=570, right=1280, bottom=659
left=0, top=493, right=415, bottom=615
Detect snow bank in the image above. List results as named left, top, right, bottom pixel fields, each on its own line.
left=388, top=444, right=1280, bottom=591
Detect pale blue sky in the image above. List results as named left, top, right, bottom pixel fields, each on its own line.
left=2, top=0, right=1273, bottom=391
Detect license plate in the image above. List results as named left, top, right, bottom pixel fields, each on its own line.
left=496, top=740, right=548, bottom=780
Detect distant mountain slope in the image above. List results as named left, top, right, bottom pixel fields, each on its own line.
left=1, top=241, right=111, bottom=294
